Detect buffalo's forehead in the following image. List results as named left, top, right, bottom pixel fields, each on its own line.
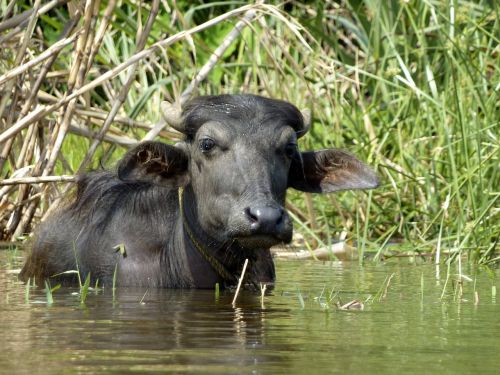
left=182, top=94, right=304, bottom=136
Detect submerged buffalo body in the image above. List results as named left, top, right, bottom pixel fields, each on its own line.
left=20, top=94, right=378, bottom=288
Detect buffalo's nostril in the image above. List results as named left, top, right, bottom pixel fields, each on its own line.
left=244, top=206, right=285, bottom=233
left=244, top=207, right=259, bottom=224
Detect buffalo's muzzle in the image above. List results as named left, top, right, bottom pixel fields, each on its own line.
left=244, top=205, right=289, bottom=238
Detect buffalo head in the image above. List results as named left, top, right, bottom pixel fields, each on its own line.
left=118, top=94, right=378, bottom=250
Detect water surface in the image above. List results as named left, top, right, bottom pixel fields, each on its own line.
left=0, top=248, right=498, bottom=374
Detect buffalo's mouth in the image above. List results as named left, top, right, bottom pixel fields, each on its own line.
left=235, top=234, right=289, bottom=249
left=233, top=227, right=293, bottom=249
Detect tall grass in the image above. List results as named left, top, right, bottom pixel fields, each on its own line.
left=0, top=1, right=498, bottom=264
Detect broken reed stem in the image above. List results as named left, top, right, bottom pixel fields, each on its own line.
left=15, top=14, right=81, bottom=168
left=0, top=3, right=261, bottom=240
left=180, top=6, right=260, bottom=103
left=0, top=176, right=75, bottom=186
left=0, top=138, right=14, bottom=173
left=75, top=108, right=179, bottom=139
left=6, top=131, right=37, bottom=235
left=75, top=0, right=100, bottom=89
left=0, top=0, right=41, bottom=121
left=13, top=198, right=38, bottom=239
left=3, top=5, right=83, bottom=238
left=0, top=6, right=39, bottom=177
left=69, top=122, right=137, bottom=146
left=2, top=87, right=25, bottom=235
left=0, top=32, right=80, bottom=87
left=85, top=0, right=116, bottom=75
left=0, top=3, right=257, bottom=144
left=143, top=5, right=260, bottom=141
left=77, top=0, right=159, bottom=173
left=0, top=0, right=68, bottom=33
left=42, top=0, right=97, bottom=177
left=232, top=258, right=249, bottom=306
left=9, top=1, right=96, bottom=237
left=1, top=0, right=17, bottom=23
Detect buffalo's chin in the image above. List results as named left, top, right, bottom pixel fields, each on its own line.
left=236, top=233, right=291, bottom=249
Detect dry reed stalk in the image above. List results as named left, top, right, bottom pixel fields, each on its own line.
left=15, top=14, right=81, bottom=167
left=5, top=127, right=37, bottom=235
left=16, top=126, right=36, bottom=169
left=0, top=7, right=31, bottom=32
left=285, top=200, right=308, bottom=222
left=0, top=138, right=14, bottom=173
left=144, top=5, right=261, bottom=141
left=74, top=108, right=144, bottom=127
left=0, top=0, right=69, bottom=33
left=2, top=4, right=82, bottom=237
left=77, top=1, right=101, bottom=86
left=41, top=0, right=97, bottom=177
left=10, top=1, right=97, bottom=237
left=85, top=0, right=116, bottom=75
left=0, top=3, right=258, bottom=145
left=0, top=32, right=80, bottom=86
left=46, top=3, right=262, bottom=219
left=0, top=0, right=41, bottom=122
left=0, top=176, right=75, bottom=186
left=0, top=1, right=42, bottom=236
left=1, top=13, right=81, bottom=237
left=0, top=87, right=20, bottom=175
left=68, top=123, right=136, bottom=146
left=180, top=7, right=260, bottom=103
left=1, top=0, right=17, bottom=22
left=74, top=108, right=178, bottom=138
left=77, top=0, right=160, bottom=173
left=1, top=3, right=265, bottom=240
left=12, top=199, right=37, bottom=239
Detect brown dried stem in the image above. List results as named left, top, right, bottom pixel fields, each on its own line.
left=0, top=0, right=41, bottom=122
left=41, top=0, right=98, bottom=178
left=144, top=5, right=261, bottom=141
left=0, top=2, right=265, bottom=240
left=78, top=0, right=159, bottom=173
left=0, top=32, right=80, bottom=87
left=0, top=175, right=75, bottom=186
left=0, top=3, right=257, bottom=145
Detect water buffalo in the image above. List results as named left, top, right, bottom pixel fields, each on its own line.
left=20, top=94, right=378, bottom=288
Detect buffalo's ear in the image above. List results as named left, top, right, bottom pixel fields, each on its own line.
left=288, top=149, right=379, bottom=193
left=117, top=141, right=189, bottom=186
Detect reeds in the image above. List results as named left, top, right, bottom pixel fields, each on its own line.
left=0, top=1, right=263, bottom=239
left=0, top=1, right=498, bottom=264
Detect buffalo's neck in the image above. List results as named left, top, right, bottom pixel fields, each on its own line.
left=179, top=186, right=265, bottom=289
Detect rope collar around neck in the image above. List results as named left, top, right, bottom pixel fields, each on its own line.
left=178, top=187, right=235, bottom=282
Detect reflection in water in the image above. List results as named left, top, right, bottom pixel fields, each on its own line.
left=0, top=249, right=499, bottom=374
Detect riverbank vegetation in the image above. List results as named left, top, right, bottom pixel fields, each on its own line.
left=0, top=1, right=498, bottom=264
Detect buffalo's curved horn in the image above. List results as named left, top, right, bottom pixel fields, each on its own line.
left=161, top=101, right=184, bottom=133
left=296, top=108, right=311, bottom=138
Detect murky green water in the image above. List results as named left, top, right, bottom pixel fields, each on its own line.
left=0, top=248, right=498, bottom=374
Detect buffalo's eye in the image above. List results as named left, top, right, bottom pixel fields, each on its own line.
left=284, top=143, right=298, bottom=158
left=199, top=138, right=216, bottom=153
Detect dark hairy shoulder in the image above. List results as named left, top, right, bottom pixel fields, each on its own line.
left=68, top=170, right=177, bottom=229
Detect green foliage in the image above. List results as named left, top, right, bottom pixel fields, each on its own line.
left=80, top=273, right=91, bottom=305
